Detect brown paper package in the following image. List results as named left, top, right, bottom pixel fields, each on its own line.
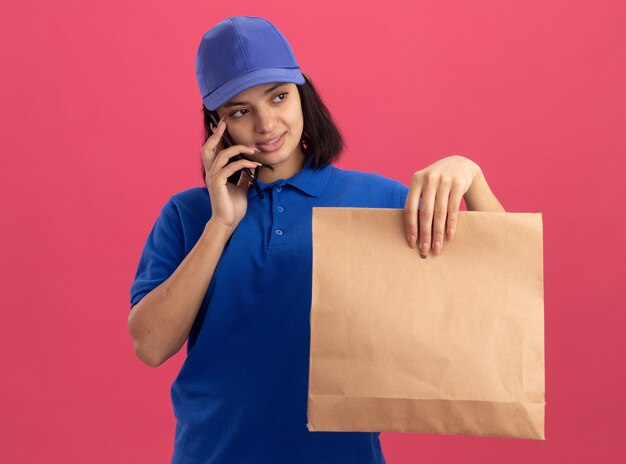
left=307, top=208, right=544, bottom=440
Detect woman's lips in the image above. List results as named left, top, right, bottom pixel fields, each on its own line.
left=257, top=132, right=286, bottom=152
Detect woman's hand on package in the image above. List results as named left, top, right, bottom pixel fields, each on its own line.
left=201, top=116, right=262, bottom=231
left=404, top=155, right=480, bottom=258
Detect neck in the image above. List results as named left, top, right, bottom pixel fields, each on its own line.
left=257, top=148, right=307, bottom=183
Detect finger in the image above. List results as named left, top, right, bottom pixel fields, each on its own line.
left=432, top=178, right=452, bottom=256
left=209, top=121, right=226, bottom=154
left=418, top=176, right=438, bottom=258
left=207, top=117, right=226, bottom=145
left=218, top=159, right=263, bottom=181
left=201, top=117, right=228, bottom=166
left=211, top=145, right=260, bottom=173
left=446, top=179, right=465, bottom=242
left=404, top=181, right=422, bottom=249
left=211, top=115, right=226, bottom=135
left=201, top=142, right=220, bottom=173
left=201, top=140, right=222, bottom=171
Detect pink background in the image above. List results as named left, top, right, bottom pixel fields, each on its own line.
left=2, top=0, right=625, bottom=462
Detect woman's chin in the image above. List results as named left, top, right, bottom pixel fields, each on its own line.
left=255, top=144, right=305, bottom=180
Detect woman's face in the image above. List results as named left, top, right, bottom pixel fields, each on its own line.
left=216, top=82, right=305, bottom=181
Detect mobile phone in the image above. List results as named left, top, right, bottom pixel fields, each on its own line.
left=208, top=112, right=265, bottom=199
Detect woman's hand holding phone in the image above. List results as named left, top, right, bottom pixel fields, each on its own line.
left=201, top=117, right=262, bottom=232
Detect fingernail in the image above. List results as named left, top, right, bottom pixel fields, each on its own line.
left=408, top=234, right=416, bottom=248
left=448, top=227, right=454, bottom=237
left=434, top=240, right=441, bottom=250
left=420, top=242, right=429, bottom=253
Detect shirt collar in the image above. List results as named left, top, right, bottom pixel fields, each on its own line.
left=248, top=156, right=332, bottom=199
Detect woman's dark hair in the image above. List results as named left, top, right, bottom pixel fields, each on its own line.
left=200, top=73, right=344, bottom=182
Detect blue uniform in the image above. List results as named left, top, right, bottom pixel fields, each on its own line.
left=130, top=156, right=409, bottom=463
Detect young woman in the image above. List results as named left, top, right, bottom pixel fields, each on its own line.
left=128, top=15, right=505, bottom=464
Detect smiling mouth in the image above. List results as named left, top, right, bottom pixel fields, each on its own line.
left=257, top=132, right=285, bottom=146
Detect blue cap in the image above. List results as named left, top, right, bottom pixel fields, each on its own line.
left=195, top=16, right=305, bottom=111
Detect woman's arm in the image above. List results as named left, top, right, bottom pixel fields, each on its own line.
left=128, top=117, right=260, bottom=367
left=127, top=219, right=234, bottom=367
left=463, top=162, right=506, bottom=212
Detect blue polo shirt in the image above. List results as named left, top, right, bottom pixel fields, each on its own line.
left=130, top=156, right=409, bottom=464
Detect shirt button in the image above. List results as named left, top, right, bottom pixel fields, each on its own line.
left=275, top=229, right=283, bottom=236
left=275, top=186, right=282, bottom=193
left=277, top=206, right=284, bottom=213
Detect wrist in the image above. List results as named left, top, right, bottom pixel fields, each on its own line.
left=460, top=155, right=482, bottom=181
left=205, top=218, right=236, bottom=242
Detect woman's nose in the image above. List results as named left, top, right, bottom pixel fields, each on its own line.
left=255, top=109, right=278, bottom=134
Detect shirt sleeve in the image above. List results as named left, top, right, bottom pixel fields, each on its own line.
left=129, top=198, right=186, bottom=309
left=392, top=180, right=409, bottom=208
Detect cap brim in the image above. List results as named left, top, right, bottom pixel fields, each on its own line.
left=203, top=67, right=305, bottom=111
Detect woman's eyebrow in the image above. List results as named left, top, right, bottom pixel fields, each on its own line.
left=223, top=83, right=288, bottom=107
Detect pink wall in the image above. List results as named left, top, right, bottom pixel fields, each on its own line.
left=1, top=0, right=624, bottom=462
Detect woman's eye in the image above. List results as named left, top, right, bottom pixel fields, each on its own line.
left=229, top=94, right=286, bottom=118
left=273, top=93, right=287, bottom=102
left=230, top=108, right=247, bottom=118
